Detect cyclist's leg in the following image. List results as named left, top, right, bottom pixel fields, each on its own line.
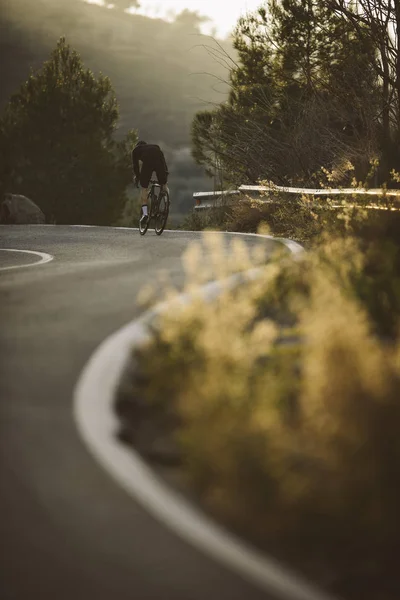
left=139, top=165, right=152, bottom=216
left=139, top=187, right=148, bottom=215
left=155, top=164, right=169, bottom=197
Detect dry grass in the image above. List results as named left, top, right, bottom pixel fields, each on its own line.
left=181, top=193, right=366, bottom=244
left=226, top=195, right=334, bottom=243
left=180, top=205, right=232, bottom=231
left=182, top=189, right=400, bottom=249
left=118, top=228, right=400, bottom=600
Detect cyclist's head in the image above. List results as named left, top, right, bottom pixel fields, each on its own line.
left=135, top=140, right=147, bottom=148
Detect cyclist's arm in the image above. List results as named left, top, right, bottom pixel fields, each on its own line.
left=131, top=148, right=140, bottom=179
left=161, top=151, right=169, bottom=175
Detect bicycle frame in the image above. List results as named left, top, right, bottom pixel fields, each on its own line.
left=148, top=180, right=161, bottom=216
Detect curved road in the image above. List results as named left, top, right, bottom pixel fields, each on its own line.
left=0, top=225, right=284, bottom=600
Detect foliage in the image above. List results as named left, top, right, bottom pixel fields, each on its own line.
left=0, top=0, right=231, bottom=219
left=116, top=186, right=141, bottom=227
left=326, top=0, right=400, bottom=181
left=112, top=0, right=140, bottom=11
left=118, top=225, right=400, bottom=599
left=0, top=0, right=232, bottom=147
left=181, top=193, right=335, bottom=241
left=226, top=194, right=336, bottom=242
left=172, top=9, right=211, bottom=33
left=0, top=37, right=135, bottom=224
left=181, top=205, right=232, bottom=231
left=191, top=0, right=382, bottom=187
left=179, top=190, right=381, bottom=244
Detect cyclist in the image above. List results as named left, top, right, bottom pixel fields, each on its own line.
left=132, top=141, right=169, bottom=226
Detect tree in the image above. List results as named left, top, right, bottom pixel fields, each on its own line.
left=0, top=37, right=134, bottom=224
left=324, top=0, right=400, bottom=181
left=191, top=1, right=381, bottom=187
left=266, top=0, right=380, bottom=181
left=112, top=0, right=140, bottom=12
left=173, top=10, right=211, bottom=34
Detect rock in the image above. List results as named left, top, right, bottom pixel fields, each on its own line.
left=0, top=193, right=45, bottom=224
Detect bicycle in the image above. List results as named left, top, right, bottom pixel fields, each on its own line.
left=139, top=179, right=170, bottom=236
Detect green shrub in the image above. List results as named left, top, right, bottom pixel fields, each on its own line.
left=116, top=191, right=141, bottom=227
left=226, top=195, right=333, bottom=242
left=0, top=37, right=134, bottom=225
left=181, top=206, right=232, bottom=231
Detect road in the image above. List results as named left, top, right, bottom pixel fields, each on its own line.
left=0, top=225, right=283, bottom=600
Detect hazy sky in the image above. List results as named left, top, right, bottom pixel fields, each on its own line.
left=85, top=0, right=262, bottom=37
left=131, top=0, right=262, bottom=37
left=132, top=1, right=261, bottom=36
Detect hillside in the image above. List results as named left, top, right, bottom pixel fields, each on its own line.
left=0, top=0, right=235, bottom=218
left=0, top=0, right=232, bottom=145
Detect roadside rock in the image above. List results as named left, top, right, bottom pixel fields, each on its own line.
left=0, top=193, right=45, bottom=224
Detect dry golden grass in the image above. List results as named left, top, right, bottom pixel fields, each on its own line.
left=120, top=229, right=400, bottom=599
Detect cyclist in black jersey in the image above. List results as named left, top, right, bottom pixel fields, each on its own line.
left=132, top=141, right=169, bottom=226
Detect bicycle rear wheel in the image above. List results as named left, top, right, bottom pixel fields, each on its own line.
left=155, top=191, right=170, bottom=236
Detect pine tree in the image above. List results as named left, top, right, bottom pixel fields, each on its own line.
left=0, top=37, right=133, bottom=224
left=324, top=0, right=400, bottom=181
left=191, top=1, right=380, bottom=186
left=112, top=0, right=140, bottom=12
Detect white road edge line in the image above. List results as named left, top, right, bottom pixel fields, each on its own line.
left=73, top=233, right=337, bottom=600
left=0, top=248, right=54, bottom=272
left=68, top=224, right=306, bottom=255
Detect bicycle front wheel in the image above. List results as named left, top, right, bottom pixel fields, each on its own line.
left=155, top=191, right=170, bottom=236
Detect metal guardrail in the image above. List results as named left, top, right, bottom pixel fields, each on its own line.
left=193, top=183, right=400, bottom=210
left=239, top=183, right=400, bottom=197
left=193, top=190, right=240, bottom=209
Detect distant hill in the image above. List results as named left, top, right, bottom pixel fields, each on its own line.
left=0, top=0, right=233, bottom=146
left=0, top=0, right=236, bottom=219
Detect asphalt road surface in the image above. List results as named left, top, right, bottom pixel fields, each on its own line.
left=0, top=225, right=284, bottom=600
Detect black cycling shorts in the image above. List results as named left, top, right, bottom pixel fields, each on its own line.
left=140, top=161, right=168, bottom=188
